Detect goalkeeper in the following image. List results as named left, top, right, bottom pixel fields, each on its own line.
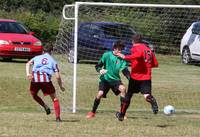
left=115, top=34, right=159, bottom=121
left=86, top=40, right=130, bottom=119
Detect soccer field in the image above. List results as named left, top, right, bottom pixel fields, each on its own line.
left=0, top=55, right=200, bottom=137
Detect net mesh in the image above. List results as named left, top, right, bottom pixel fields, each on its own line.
left=54, top=3, right=200, bottom=113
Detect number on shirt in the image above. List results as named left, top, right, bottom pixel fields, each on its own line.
left=144, top=50, right=152, bottom=63
left=41, top=58, right=48, bottom=65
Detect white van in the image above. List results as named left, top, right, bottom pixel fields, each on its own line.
left=180, top=21, right=200, bottom=64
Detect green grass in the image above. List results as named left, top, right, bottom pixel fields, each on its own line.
left=0, top=55, right=200, bottom=137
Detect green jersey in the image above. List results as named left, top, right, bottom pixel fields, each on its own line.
left=96, top=51, right=128, bottom=82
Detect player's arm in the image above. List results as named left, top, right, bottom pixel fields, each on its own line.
left=95, top=60, right=104, bottom=72
left=95, top=53, right=107, bottom=74
left=122, top=67, right=130, bottom=80
left=151, top=53, right=158, bottom=68
left=116, top=49, right=141, bottom=61
left=120, top=61, right=130, bottom=80
left=123, top=48, right=142, bottom=61
left=55, top=71, right=65, bottom=91
left=26, top=60, right=33, bottom=80
left=53, top=63, right=65, bottom=91
left=95, top=61, right=108, bottom=75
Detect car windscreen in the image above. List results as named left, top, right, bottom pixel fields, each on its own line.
left=100, top=25, right=135, bottom=39
left=0, top=22, right=28, bottom=34
left=192, top=22, right=200, bottom=35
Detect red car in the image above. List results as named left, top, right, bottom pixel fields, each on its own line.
left=0, top=19, right=43, bottom=61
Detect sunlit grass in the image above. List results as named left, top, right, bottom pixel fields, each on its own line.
left=0, top=55, right=200, bottom=137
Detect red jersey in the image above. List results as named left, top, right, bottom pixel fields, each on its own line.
left=124, top=43, right=158, bottom=80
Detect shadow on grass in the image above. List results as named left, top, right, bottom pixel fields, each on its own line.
left=46, top=119, right=81, bottom=123
left=127, top=116, right=152, bottom=120
left=78, top=60, right=98, bottom=65
left=156, top=124, right=175, bottom=128
left=0, top=58, right=27, bottom=63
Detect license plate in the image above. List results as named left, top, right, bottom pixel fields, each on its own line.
left=14, top=47, right=30, bottom=52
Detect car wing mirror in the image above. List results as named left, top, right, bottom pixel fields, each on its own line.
left=28, top=31, right=35, bottom=35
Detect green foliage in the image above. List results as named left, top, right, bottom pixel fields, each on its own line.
left=1, top=0, right=200, bottom=53
left=0, top=9, right=61, bottom=43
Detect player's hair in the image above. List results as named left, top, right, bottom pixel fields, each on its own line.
left=133, top=34, right=143, bottom=43
left=113, top=40, right=125, bottom=50
left=43, top=43, right=53, bottom=53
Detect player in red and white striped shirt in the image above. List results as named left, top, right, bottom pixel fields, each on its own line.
left=26, top=44, right=65, bottom=122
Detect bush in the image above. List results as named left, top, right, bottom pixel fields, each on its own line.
left=0, top=9, right=61, bottom=43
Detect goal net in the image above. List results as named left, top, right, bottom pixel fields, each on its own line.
left=54, top=2, right=200, bottom=113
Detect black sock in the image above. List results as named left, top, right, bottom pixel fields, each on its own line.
left=120, top=96, right=125, bottom=109
left=120, top=97, right=130, bottom=116
left=92, top=98, right=100, bottom=113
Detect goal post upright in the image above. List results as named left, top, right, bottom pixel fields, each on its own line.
left=62, top=4, right=79, bottom=113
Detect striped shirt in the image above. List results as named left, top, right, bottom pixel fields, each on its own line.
left=30, top=53, right=59, bottom=82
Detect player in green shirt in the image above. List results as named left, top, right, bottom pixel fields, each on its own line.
left=86, top=40, right=130, bottom=119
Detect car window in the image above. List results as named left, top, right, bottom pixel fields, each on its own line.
left=79, top=24, right=104, bottom=38
left=0, top=22, right=28, bottom=34
left=100, top=25, right=135, bottom=39
left=90, top=24, right=104, bottom=38
left=79, top=24, right=92, bottom=37
left=192, top=22, right=200, bottom=35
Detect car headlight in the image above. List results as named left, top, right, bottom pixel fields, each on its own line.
left=33, top=41, right=42, bottom=46
left=0, top=40, right=9, bottom=45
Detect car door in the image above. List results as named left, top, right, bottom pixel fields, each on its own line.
left=78, top=23, right=104, bottom=60
left=189, top=22, right=200, bottom=60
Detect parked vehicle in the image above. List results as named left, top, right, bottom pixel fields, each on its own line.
left=180, top=21, right=200, bottom=64
left=68, top=22, right=154, bottom=63
left=0, top=19, right=43, bottom=61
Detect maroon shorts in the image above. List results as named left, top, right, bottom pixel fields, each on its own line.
left=30, top=81, right=55, bottom=96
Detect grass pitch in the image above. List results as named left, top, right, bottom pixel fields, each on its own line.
left=0, top=55, right=200, bottom=137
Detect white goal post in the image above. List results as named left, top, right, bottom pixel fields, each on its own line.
left=55, top=2, right=200, bottom=113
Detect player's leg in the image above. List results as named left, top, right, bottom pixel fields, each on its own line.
left=49, top=93, right=61, bottom=122
left=141, top=80, right=158, bottom=114
left=116, top=79, right=135, bottom=121
left=144, top=94, right=158, bottom=114
left=30, top=82, right=50, bottom=115
left=86, top=90, right=103, bottom=119
left=87, top=82, right=109, bottom=119
left=115, top=83, right=128, bottom=119
left=41, top=82, right=61, bottom=120
left=118, top=84, right=126, bottom=97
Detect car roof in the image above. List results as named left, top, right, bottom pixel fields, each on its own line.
left=0, top=19, right=17, bottom=22
left=80, top=22, right=130, bottom=26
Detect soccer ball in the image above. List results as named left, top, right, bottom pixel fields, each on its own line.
left=163, top=105, right=175, bottom=115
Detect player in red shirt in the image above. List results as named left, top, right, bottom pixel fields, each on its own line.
left=115, top=34, right=159, bottom=121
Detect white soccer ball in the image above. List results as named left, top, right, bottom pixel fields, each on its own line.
left=163, top=105, right=175, bottom=115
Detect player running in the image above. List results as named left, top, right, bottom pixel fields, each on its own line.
left=115, top=34, right=159, bottom=121
left=86, top=40, right=130, bottom=119
left=26, top=44, right=65, bottom=122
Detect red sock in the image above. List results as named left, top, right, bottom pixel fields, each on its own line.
left=53, top=99, right=60, bottom=118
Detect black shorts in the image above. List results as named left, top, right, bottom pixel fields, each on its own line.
left=127, top=78, right=151, bottom=95
left=99, top=81, right=122, bottom=98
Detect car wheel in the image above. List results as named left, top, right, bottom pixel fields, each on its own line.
left=68, top=49, right=79, bottom=63
left=182, top=48, right=192, bottom=64
left=2, top=57, right=12, bottom=62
